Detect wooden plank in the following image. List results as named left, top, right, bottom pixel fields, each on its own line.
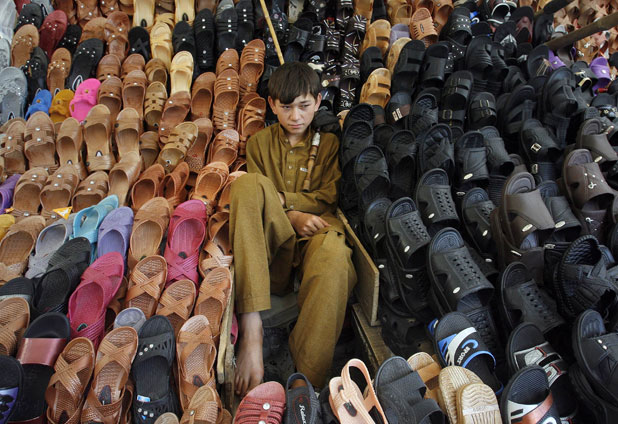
left=337, top=209, right=380, bottom=327
left=351, top=303, right=393, bottom=374
left=217, top=267, right=235, bottom=411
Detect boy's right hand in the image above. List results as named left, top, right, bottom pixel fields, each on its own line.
left=286, top=210, right=330, bottom=237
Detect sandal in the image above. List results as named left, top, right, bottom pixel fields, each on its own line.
left=416, top=124, right=454, bottom=179
left=159, top=91, right=191, bottom=143
left=208, top=129, right=239, bottom=166
left=97, top=76, right=123, bottom=122
left=158, top=122, right=198, bottom=172
left=461, top=187, right=495, bottom=256
left=11, top=24, right=39, bottom=68
left=519, top=118, right=561, bottom=182
left=130, top=164, right=166, bottom=211
left=191, top=72, right=216, bottom=120
left=11, top=168, right=48, bottom=220
left=181, top=386, right=224, bottom=424
left=104, top=11, right=130, bottom=60
left=439, top=70, right=473, bottom=129
left=122, top=70, right=148, bottom=119
left=191, top=161, right=229, bottom=216
left=1, top=120, right=27, bottom=175
left=49, top=90, right=75, bottom=125
left=24, top=111, right=58, bottom=172
left=239, top=39, right=265, bottom=97
left=140, top=131, right=161, bottom=169
left=407, top=352, right=441, bottom=403
left=71, top=171, right=109, bottom=212
left=125, top=255, right=167, bottom=318
left=115, top=107, right=141, bottom=158
left=146, top=58, right=168, bottom=85
left=234, top=382, right=284, bottom=424
left=194, top=266, right=231, bottom=337
left=359, top=68, right=391, bottom=108
left=83, top=104, right=116, bottom=172
left=97, top=54, right=121, bottom=81
left=409, top=8, right=437, bottom=47
left=128, top=197, right=172, bottom=269
left=109, top=151, right=142, bottom=206
left=39, top=165, right=80, bottom=222
left=97, top=206, right=134, bottom=258
left=454, top=130, right=488, bottom=191
left=159, top=162, right=190, bottom=209
left=501, top=366, right=561, bottom=424
left=81, top=326, right=138, bottom=424
left=0, top=216, right=45, bottom=284
left=47, top=47, right=71, bottom=96
left=56, top=117, right=88, bottom=179
left=186, top=118, right=214, bottom=176
left=176, top=315, right=217, bottom=409
left=150, top=22, right=173, bottom=70
left=385, top=129, right=416, bottom=199
left=170, top=51, right=194, bottom=95
left=212, top=68, right=240, bottom=132
left=354, top=145, right=390, bottom=210
left=0, top=297, right=30, bottom=356
left=198, top=211, right=232, bottom=278
left=156, top=279, right=196, bottom=335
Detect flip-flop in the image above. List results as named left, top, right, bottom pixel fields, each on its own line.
left=68, top=38, right=105, bottom=91
left=97, top=206, right=134, bottom=259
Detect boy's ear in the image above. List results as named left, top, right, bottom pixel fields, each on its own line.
left=314, top=93, right=322, bottom=111
left=267, top=96, right=277, bottom=111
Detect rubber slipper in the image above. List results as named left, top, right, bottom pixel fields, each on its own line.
left=180, top=385, right=223, bottom=424
left=233, top=382, right=285, bottom=424
left=407, top=352, right=441, bottom=404
left=81, top=326, right=138, bottom=423
left=97, top=54, right=121, bottom=81
left=11, top=24, right=39, bottom=68
left=354, top=145, right=390, bottom=211
left=108, top=151, right=142, bottom=206
left=0, top=216, right=45, bottom=285
left=0, top=67, right=28, bottom=123
left=39, top=165, right=80, bottom=223
left=0, top=355, right=23, bottom=424
left=125, top=255, right=167, bottom=318
left=71, top=171, right=109, bottom=212
left=164, top=200, right=207, bottom=287
left=56, top=24, right=81, bottom=54
left=194, top=267, right=231, bottom=338
left=10, top=312, right=70, bottom=423
left=56, top=117, right=88, bottom=179
left=176, top=315, right=217, bottom=409
left=70, top=78, right=101, bottom=122
left=24, top=111, right=58, bottom=172
left=0, top=297, right=29, bottom=356
left=158, top=91, right=191, bottom=143
left=68, top=38, right=104, bottom=91
left=0, top=277, right=34, bottom=303
left=72, top=194, right=119, bottom=249
left=500, top=366, right=561, bottom=424
left=114, top=306, right=146, bottom=331
left=128, top=197, right=172, bottom=269
left=25, top=89, right=52, bottom=119
left=374, top=356, right=444, bottom=423
left=461, top=187, right=495, bottom=257
left=31, top=237, right=91, bottom=317
left=25, top=217, right=73, bottom=279
left=44, top=337, right=96, bottom=424
left=414, top=169, right=459, bottom=235
left=506, top=322, right=577, bottom=421
left=156, top=279, right=196, bottom=336
left=433, top=312, right=502, bottom=393
left=97, top=206, right=134, bottom=259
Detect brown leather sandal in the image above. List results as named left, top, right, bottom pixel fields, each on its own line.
left=56, top=117, right=88, bottom=180
left=76, top=0, right=101, bottom=28
left=0, top=215, right=45, bottom=285
left=10, top=168, right=47, bottom=219
left=191, top=72, right=216, bottom=120
left=360, top=19, right=391, bottom=57
left=54, top=0, right=78, bottom=24
left=45, top=337, right=95, bottom=424
left=176, top=315, right=217, bottom=409
left=158, top=122, right=198, bottom=172
left=217, top=171, right=245, bottom=213
left=0, top=120, right=28, bottom=175
left=100, top=0, right=120, bottom=16
left=80, top=17, right=106, bottom=42
left=97, top=54, right=122, bottom=81
left=237, top=95, right=266, bottom=155
left=410, top=8, right=438, bottom=47
left=216, top=49, right=239, bottom=76
left=83, top=104, right=116, bottom=172
left=24, top=112, right=58, bottom=173
left=140, top=131, right=161, bottom=169
left=39, top=164, right=80, bottom=222
left=359, top=67, right=392, bottom=108
left=109, top=151, right=142, bottom=206
left=194, top=266, right=231, bottom=337
left=0, top=297, right=30, bottom=356
left=387, top=0, right=413, bottom=25
left=11, top=24, right=39, bottom=68
left=191, top=162, right=228, bottom=216
left=122, top=70, right=148, bottom=119
left=159, top=161, right=190, bottom=209
left=432, top=0, right=453, bottom=33
left=186, top=118, right=214, bottom=176
left=239, top=40, right=265, bottom=97
left=47, top=48, right=72, bottom=96
left=81, top=327, right=138, bottom=424
left=125, top=254, right=167, bottom=318
left=145, top=58, right=168, bottom=85
left=104, top=11, right=130, bottom=60
left=170, top=51, right=194, bottom=95
left=121, top=54, right=146, bottom=80
left=198, top=212, right=232, bottom=280
left=130, top=164, right=166, bottom=211
left=231, top=158, right=247, bottom=172
left=72, top=171, right=109, bottom=212
left=158, top=91, right=191, bottom=143
left=97, top=76, right=123, bottom=122
left=212, top=69, right=240, bottom=132
left=144, top=81, right=168, bottom=131
left=207, top=129, right=239, bottom=166
left=128, top=197, right=172, bottom=269
left=114, top=107, right=142, bottom=158
left=156, top=279, right=197, bottom=335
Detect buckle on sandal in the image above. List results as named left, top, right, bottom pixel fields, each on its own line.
left=530, top=143, right=541, bottom=153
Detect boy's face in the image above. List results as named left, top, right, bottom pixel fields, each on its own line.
left=268, top=93, right=322, bottom=139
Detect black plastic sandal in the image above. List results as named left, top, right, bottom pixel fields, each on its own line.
left=283, top=17, right=312, bottom=62
left=215, top=8, right=238, bottom=55
left=467, top=92, right=497, bottom=130
left=235, top=0, right=254, bottom=52
left=354, top=146, right=390, bottom=211
left=340, top=119, right=373, bottom=176
left=415, top=168, right=459, bottom=235
left=68, top=38, right=105, bottom=91
left=337, top=58, right=361, bottom=112
left=498, top=83, right=537, bottom=142
left=131, top=315, right=180, bottom=423
left=541, top=66, right=578, bottom=148
left=537, top=180, right=582, bottom=244
left=439, top=7, right=471, bottom=66
left=172, top=21, right=196, bottom=56
left=461, top=187, right=495, bottom=256
left=502, top=65, right=527, bottom=93
left=363, top=197, right=392, bottom=259
left=576, top=117, right=618, bottom=167
left=391, top=40, right=425, bottom=95
left=439, top=70, right=473, bottom=129
left=379, top=295, right=429, bottom=355
left=416, top=124, right=454, bottom=179
left=406, top=88, right=439, bottom=138
left=0, top=355, right=23, bottom=424
left=22, top=47, right=48, bottom=105
left=465, top=36, right=493, bottom=94
left=479, top=126, right=514, bottom=176
left=0, top=277, right=35, bottom=304
left=194, top=9, right=216, bottom=72
left=519, top=118, right=561, bottom=182
left=454, top=130, right=489, bottom=192
left=386, top=129, right=416, bottom=198
left=57, top=24, right=82, bottom=55
left=420, top=42, right=449, bottom=89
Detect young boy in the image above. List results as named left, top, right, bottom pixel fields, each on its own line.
left=229, top=62, right=357, bottom=395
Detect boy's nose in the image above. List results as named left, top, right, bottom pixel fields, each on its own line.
left=290, top=108, right=301, bottom=120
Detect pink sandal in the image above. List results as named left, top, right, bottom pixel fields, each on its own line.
left=69, top=78, right=101, bottom=122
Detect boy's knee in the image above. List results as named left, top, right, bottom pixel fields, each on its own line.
left=230, top=173, right=275, bottom=198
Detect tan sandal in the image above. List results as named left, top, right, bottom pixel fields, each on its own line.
left=109, top=151, right=142, bottom=206
left=186, top=118, right=214, bottom=177
left=170, top=51, right=194, bottom=95
left=156, top=279, right=196, bottom=335
left=24, top=112, right=58, bottom=172
left=47, top=48, right=72, bottom=96
left=128, top=197, right=172, bottom=269
left=11, top=24, right=39, bottom=68
left=0, top=120, right=27, bottom=175
left=387, top=0, right=413, bottom=25
left=0, top=215, right=45, bottom=285
left=150, top=22, right=173, bottom=70
left=104, top=11, right=130, bottom=60
left=191, top=161, right=228, bottom=216
left=158, top=121, right=198, bottom=172
left=410, top=8, right=438, bottom=47
left=56, top=117, right=88, bottom=180
left=83, top=104, right=116, bottom=172
left=239, top=39, right=265, bottom=97
left=191, top=72, right=216, bottom=120
left=97, top=54, right=122, bottom=81
left=194, top=266, right=231, bottom=337
left=114, top=107, right=142, bottom=158
left=133, top=0, right=155, bottom=27
left=145, top=57, right=168, bottom=85
left=122, top=70, right=148, bottom=119
left=0, top=297, right=30, bottom=356
left=39, top=165, right=80, bottom=222
left=97, top=76, right=123, bottom=122
left=140, top=131, right=161, bottom=169
left=144, top=82, right=168, bottom=131
left=11, top=168, right=48, bottom=220
left=198, top=212, right=233, bottom=278
left=130, top=164, right=166, bottom=211
left=71, top=171, right=109, bottom=212
left=359, top=67, right=392, bottom=108
left=179, top=386, right=222, bottom=424
left=176, top=315, right=217, bottom=409
left=361, top=19, right=391, bottom=57
left=386, top=37, right=411, bottom=73
left=125, top=254, right=167, bottom=318
left=159, top=91, right=191, bottom=143
left=237, top=95, right=266, bottom=155
left=212, top=69, right=240, bottom=132
left=159, top=161, right=190, bottom=209
left=81, top=327, right=138, bottom=424
left=121, top=54, right=146, bottom=80
left=407, top=352, right=441, bottom=403
left=354, top=0, right=374, bottom=22
left=207, top=129, right=239, bottom=166
left=80, top=17, right=106, bottom=42
left=432, top=0, right=453, bottom=33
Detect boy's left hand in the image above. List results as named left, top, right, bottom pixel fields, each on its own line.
left=286, top=210, right=330, bottom=237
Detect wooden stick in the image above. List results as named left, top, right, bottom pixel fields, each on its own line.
left=258, top=0, right=285, bottom=65
left=545, top=11, right=618, bottom=50
left=534, top=0, right=575, bottom=18
left=302, top=132, right=321, bottom=192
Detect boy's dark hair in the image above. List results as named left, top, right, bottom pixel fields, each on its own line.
left=267, top=62, right=321, bottom=104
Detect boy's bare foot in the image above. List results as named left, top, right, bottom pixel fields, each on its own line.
left=235, top=312, right=265, bottom=397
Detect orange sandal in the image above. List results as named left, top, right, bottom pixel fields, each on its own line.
left=39, top=165, right=80, bottom=222
left=410, top=8, right=438, bottom=47
left=207, top=129, right=239, bottom=166
left=0, top=120, right=28, bottom=175
left=198, top=212, right=233, bottom=278
left=125, top=254, right=167, bottom=318
left=186, top=118, right=214, bottom=178
left=191, top=161, right=228, bottom=216
left=122, top=70, right=148, bottom=119
left=212, top=69, right=240, bottom=132
left=194, top=266, right=231, bottom=338
left=128, top=197, right=172, bottom=269
left=140, top=131, right=162, bottom=170
left=109, top=151, right=142, bottom=206
left=114, top=107, right=142, bottom=158
left=144, top=82, right=168, bottom=131
left=156, top=279, right=196, bottom=335
left=239, top=40, right=265, bottom=96
left=97, top=76, right=123, bottom=122
left=130, top=164, right=166, bottom=211
left=159, top=91, right=191, bottom=143
left=191, top=72, right=216, bottom=120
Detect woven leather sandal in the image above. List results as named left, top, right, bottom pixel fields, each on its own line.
left=125, top=254, right=167, bottom=318
left=159, top=91, right=191, bottom=143
left=207, top=129, right=239, bottom=166
left=191, top=161, right=228, bottom=216
left=97, top=54, right=121, bottom=81
left=97, top=76, right=123, bottom=122
left=237, top=95, right=266, bottom=155
left=186, top=118, right=214, bottom=177
left=144, top=81, right=168, bottom=131
left=0, top=297, right=30, bottom=356
left=0, top=216, right=45, bottom=285
left=212, top=69, right=240, bottom=132
left=104, top=11, right=130, bottom=60
left=156, top=279, right=196, bottom=335
left=198, top=211, right=232, bottom=279
left=145, top=58, right=168, bottom=85
left=216, top=49, right=240, bottom=75
left=194, top=266, right=231, bottom=337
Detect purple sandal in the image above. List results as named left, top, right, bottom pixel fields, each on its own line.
left=0, top=174, right=21, bottom=213
left=96, top=206, right=134, bottom=259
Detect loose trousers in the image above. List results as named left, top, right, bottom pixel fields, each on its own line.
left=229, top=173, right=357, bottom=387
